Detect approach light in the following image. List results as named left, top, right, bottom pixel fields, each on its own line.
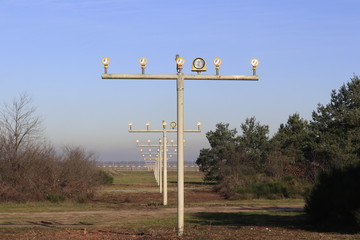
left=139, top=57, right=148, bottom=66
left=250, top=58, right=260, bottom=75
left=197, top=121, right=202, bottom=130
left=192, top=57, right=207, bottom=73
left=250, top=58, right=259, bottom=67
left=170, top=121, right=177, bottom=129
left=213, top=58, right=222, bottom=75
left=175, top=56, right=185, bottom=72
left=101, top=57, right=111, bottom=74
left=176, top=57, right=185, bottom=66
left=101, top=57, right=111, bottom=66
left=139, top=57, right=148, bottom=74
left=213, top=58, right=222, bottom=67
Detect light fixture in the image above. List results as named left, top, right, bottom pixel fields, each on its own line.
left=146, top=122, right=150, bottom=130
left=170, top=121, right=177, bottom=129
left=192, top=57, right=207, bottom=73
left=129, top=122, right=133, bottom=130
left=176, top=56, right=185, bottom=72
left=102, top=57, right=111, bottom=66
left=139, top=57, right=148, bottom=74
left=197, top=121, right=202, bottom=130
left=250, top=58, right=259, bottom=67
left=213, top=58, right=222, bottom=75
left=162, top=121, right=167, bottom=129
left=101, top=57, right=111, bottom=74
left=250, top=58, right=259, bottom=75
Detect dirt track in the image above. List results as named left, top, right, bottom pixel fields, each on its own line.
left=0, top=189, right=357, bottom=240
left=1, top=202, right=358, bottom=239
left=0, top=204, right=304, bottom=228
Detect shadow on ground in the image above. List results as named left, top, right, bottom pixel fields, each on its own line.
left=169, top=181, right=216, bottom=185
left=189, top=211, right=360, bottom=234
left=189, top=211, right=307, bottom=229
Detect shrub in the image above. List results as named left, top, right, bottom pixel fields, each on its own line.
left=57, top=147, right=104, bottom=201
left=235, top=175, right=309, bottom=199
left=97, top=170, right=114, bottom=185
left=47, top=193, right=65, bottom=203
left=305, top=163, right=360, bottom=232
left=0, top=146, right=108, bottom=203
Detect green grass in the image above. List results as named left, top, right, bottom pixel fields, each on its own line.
left=132, top=213, right=177, bottom=229
left=0, top=202, right=112, bottom=213
left=111, top=171, right=157, bottom=185
left=168, top=170, right=207, bottom=185
left=102, top=170, right=207, bottom=191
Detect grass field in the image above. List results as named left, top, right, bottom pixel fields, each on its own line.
left=0, top=170, right=359, bottom=239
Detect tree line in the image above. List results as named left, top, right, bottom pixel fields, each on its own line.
left=0, top=93, right=112, bottom=202
left=196, top=75, right=360, bottom=199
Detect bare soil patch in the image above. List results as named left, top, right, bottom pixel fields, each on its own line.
left=0, top=225, right=356, bottom=240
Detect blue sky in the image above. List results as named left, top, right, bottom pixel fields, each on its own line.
left=1, top=0, right=359, bottom=163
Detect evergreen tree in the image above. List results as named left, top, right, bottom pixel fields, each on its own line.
left=270, top=114, right=314, bottom=179
left=311, top=75, right=360, bottom=168
left=196, top=123, right=238, bottom=181
left=238, top=117, right=270, bottom=172
left=272, top=113, right=311, bottom=163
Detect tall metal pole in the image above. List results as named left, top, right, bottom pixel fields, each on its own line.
left=177, top=72, right=185, bottom=236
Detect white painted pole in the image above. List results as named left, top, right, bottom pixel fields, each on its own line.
left=177, top=72, right=185, bottom=236
left=155, top=155, right=159, bottom=185
left=159, top=147, right=162, bottom=193
left=163, top=129, right=168, bottom=206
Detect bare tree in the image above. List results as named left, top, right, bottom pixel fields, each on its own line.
left=0, top=93, right=43, bottom=156
left=0, top=94, right=110, bottom=202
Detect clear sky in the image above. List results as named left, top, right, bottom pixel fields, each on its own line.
left=1, top=0, right=359, bottom=163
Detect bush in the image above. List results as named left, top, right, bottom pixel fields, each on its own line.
left=305, top=163, right=360, bottom=232
left=235, top=175, right=309, bottom=199
left=47, top=193, right=65, bottom=203
left=0, top=146, right=108, bottom=203
left=97, top=170, right=114, bottom=185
